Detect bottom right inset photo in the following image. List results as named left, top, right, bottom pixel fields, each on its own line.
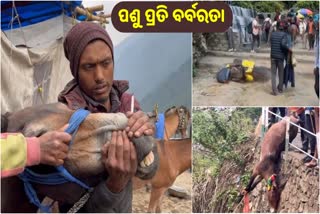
left=192, top=107, right=319, bottom=213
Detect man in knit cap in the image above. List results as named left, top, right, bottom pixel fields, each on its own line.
left=58, top=22, right=155, bottom=212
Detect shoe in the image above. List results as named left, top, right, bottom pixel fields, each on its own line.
left=228, top=49, right=233, bottom=52
left=250, top=50, right=255, bottom=53
left=302, top=156, right=312, bottom=163
left=271, top=91, right=278, bottom=96
left=305, top=160, right=318, bottom=168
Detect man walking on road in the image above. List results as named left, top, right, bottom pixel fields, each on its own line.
left=270, top=20, right=291, bottom=96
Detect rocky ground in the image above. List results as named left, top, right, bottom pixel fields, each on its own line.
left=193, top=129, right=319, bottom=213
left=132, top=171, right=192, bottom=213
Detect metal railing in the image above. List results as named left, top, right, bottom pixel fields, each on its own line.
left=262, top=108, right=319, bottom=162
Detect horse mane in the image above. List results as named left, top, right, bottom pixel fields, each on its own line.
left=164, top=106, right=177, bottom=116
left=164, top=105, right=191, bottom=119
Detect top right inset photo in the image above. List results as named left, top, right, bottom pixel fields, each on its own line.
left=193, top=0, right=319, bottom=106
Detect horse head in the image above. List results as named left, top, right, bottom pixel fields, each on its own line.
left=266, top=174, right=287, bottom=212
left=4, top=103, right=159, bottom=181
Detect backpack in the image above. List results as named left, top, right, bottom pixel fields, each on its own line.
left=247, top=21, right=253, bottom=34
left=216, top=67, right=231, bottom=83
left=265, top=21, right=271, bottom=30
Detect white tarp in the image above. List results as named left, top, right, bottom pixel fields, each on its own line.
left=1, top=16, right=74, bottom=113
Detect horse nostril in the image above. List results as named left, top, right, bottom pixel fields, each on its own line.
left=139, top=151, right=154, bottom=167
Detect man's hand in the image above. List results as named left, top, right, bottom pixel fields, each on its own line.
left=38, top=124, right=72, bottom=166
left=103, top=131, right=137, bottom=193
left=125, top=111, right=154, bottom=138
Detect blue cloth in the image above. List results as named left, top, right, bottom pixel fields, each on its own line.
left=1, top=1, right=82, bottom=30
left=18, top=108, right=91, bottom=212
left=155, top=113, right=165, bottom=140
left=284, top=63, right=295, bottom=88
left=316, top=35, right=320, bottom=68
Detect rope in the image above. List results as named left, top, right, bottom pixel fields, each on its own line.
left=18, top=109, right=91, bottom=212
left=67, top=191, right=93, bottom=213
left=243, top=193, right=250, bottom=213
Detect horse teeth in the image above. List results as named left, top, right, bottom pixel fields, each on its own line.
left=140, top=152, right=154, bottom=167
left=140, top=160, right=146, bottom=168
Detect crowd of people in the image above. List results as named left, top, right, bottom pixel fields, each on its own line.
left=225, top=9, right=319, bottom=97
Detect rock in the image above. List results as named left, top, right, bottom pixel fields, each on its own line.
left=298, top=203, right=304, bottom=213
left=300, top=195, right=308, bottom=202
left=168, top=185, right=190, bottom=199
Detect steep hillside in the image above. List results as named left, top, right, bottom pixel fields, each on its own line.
left=193, top=135, right=319, bottom=213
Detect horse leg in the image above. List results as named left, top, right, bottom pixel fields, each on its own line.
left=245, top=166, right=263, bottom=193
left=248, top=175, right=263, bottom=191
left=148, top=187, right=167, bottom=213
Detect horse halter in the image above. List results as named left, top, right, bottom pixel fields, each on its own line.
left=177, top=107, right=188, bottom=131
left=267, top=174, right=277, bottom=191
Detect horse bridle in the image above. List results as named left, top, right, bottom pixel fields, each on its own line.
left=148, top=105, right=190, bottom=139
left=177, top=107, right=189, bottom=131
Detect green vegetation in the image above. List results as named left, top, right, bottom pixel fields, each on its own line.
left=231, top=1, right=319, bottom=13
left=231, top=1, right=285, bottom=13
left=193, top=108, right=260, bottom=179
left=294, top=1, right=319, bottom=12
left=193, top=108, right=261, bottom=212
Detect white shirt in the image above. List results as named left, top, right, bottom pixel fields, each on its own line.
left=252, top=19, right=259, bottom=35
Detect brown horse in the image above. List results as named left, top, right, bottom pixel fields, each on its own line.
left=149, top=106, right=191, bottom=140
left=1, top=103, right=159, bottom=212
left=243, top=115, right=299, bottom=211
left=133, top=138, right=191, bottom=213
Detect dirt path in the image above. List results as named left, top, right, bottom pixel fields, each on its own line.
left=132, top=171, right=192, bottom=213
left=193, top=40, right=318, bottom=106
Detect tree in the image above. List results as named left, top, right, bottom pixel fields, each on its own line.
left=294, top=1, right=320, bottom=12
left=230, top=1, right=286, bottom=13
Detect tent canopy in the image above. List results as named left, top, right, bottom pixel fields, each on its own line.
left=1, top=1, right=82, bottom=30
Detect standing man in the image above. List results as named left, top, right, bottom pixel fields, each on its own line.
left=306, top=16, right=315, bottom=50
left=263, top=14, right=272, bottom=43
left=314, top=20, right=319, bottom=98
left=270, top=20, right=291, bottom=96
left=226, top=26, right=236, bottom=52
left=58, top=22, right=156, bottom=212
left=251, top=15, right=261, bottom=53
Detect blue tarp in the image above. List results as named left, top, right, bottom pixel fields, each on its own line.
left=1, top=1, right=83, bottom=30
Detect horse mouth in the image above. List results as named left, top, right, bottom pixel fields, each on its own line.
left=139, top=151, right=154, bottom=167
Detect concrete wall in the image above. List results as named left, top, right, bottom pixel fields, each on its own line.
left=206, top=32, right=241, bottom=51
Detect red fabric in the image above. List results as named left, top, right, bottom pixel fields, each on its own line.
left=243, top=193, right=250, bottom=213
left=308, top=21, right=314, bottom=34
